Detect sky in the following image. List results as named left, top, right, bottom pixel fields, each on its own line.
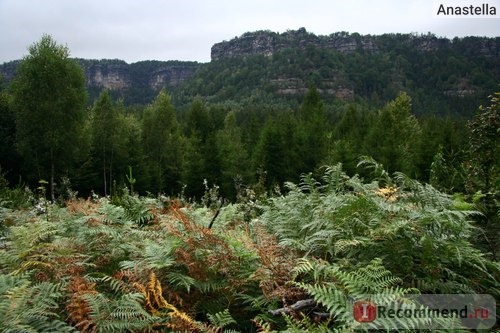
left=0, top=0, right=498, bottom=64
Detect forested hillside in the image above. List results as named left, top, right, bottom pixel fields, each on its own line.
left=1, top=29, right=498, bottom=115
left=0, top=32, right=498, bottom=332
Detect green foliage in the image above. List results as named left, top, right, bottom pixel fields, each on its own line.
left=11, top=34, right=87, bottom=200
left=0, top=35, right=498, bottom=332
left=81, top=291, right=155, bottom=332
left=142, top=89, right=183, bottom=194
left=261, top=162, right=499, bottom=297
left=111, top=193, right=155, bottom=227
left=293, top=258, right=419, bottom=330
left=0, top=274, right=76, bottom=332
left=0, top=166, right=498, bottom=331
left=465, top=92, right=499, bottom=258
left=207, top=309, right=238, bottom=330
left=363, top=92, right=421, bottom=176
left=0, top=86, right=21, bottom=184
left=88, top=90, right=120, bottom=196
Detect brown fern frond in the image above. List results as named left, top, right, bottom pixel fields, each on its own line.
left=66, top=276, right=98, bottom=333
left=247, top=224, right=302, bottom=301
left=135, top=271, right=200, bottom=332
left=66, top=198, right=100, bottom=215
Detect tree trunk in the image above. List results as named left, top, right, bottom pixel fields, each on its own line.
left=103, top=151, right=107, bottom=197
left=50, top=148, right=55, bottom=202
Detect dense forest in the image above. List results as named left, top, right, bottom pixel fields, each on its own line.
left=0, top=33, right=498, bottom=332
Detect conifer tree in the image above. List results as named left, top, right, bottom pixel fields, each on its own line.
left=253, top=119, right=287, bottom=187
left=364, top=93, right=420, bottom=176
left=0, top=79, right=19, bottom=183
left=182, top=98, right=211, bottom=198
left=216, top=111, right=249, bottom=199
left=298, top=85, right=328, bottom=172
left=465, top=92, right=499, bottom=259
left=90, top=90, right=119, bottom=196
left=142, top=89, right=183, bottom=194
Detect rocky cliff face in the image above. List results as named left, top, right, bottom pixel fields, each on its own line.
left=211, top=28, right=499, bottom=61
left=211, top=28, right=380, bottom=61
left=149, top=65, right=197, bottom=90
left=0, top=59, right=200, bottom=93
left=77, top=59, right=200, bottom=91
left=83, top=62, right=131, bottom=90
left=1, top=29, right=498, bottom=105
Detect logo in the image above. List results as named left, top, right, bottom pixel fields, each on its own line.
left=349, top=294, right=496, bottom=330
left=353, top=300, right=377, bottom=322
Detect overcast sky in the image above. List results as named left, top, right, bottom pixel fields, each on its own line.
left=0, top=0, right=498, bottom=64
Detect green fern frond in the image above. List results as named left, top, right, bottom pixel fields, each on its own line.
left=295, top=282, right=347, bottom=319
left=166, top=271, right=196, bottom=292
left=97, top=202, right=127, bottom=225
left=114, top=195, right=155, bottom=227
left=357, top=156, right=391, bottom=185
left=82, top=291, right=155, bottom=332
left=0, top=274, right=75, bottom=332
left=207, top=309, right=237, bottom=329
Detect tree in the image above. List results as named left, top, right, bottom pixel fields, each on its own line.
left=253, top=118, right=287, bottom=188
left=329, top=105, right=369, bottom=175
left=185, top=97, right=210, bottom=141
left=11, top=35, right=86, bottom=200
left=142, top=90, right=183, bottom=194
left=364, top=92, right=421, bottom=176
left=297, top=85, right=328, bottom=172
left=0, top=78, right=20, bottom=184
left=465, top=92, right=499, bottom=259
left=216, top=111, right=249, bottom=199
left=182, top=98, right=212, bottom=199
left=90, top=90, right=120, bottom=196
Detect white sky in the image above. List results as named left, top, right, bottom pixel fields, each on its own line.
left=0, top=0, right=498, bottom=64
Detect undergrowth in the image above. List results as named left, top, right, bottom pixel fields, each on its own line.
left=0, top=161, right=498, bottom=332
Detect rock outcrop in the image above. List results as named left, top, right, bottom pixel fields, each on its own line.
left=211, top=28, right=499, bottom=61
left=0, top=58, right=200, bottom=93
left=83, top=61, right=131, bottom=90
left=77, top=59, right=200, bottom=91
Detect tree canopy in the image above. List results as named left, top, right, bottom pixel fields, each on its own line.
left=11, top=35, right=86, bottom=200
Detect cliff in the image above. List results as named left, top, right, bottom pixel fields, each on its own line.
left=1, top=29, right=498, bottom=111
left=211, top=28, right=499, bottom=60
left=77, top=59, right=200, bottom=91
left=0, top=58, right=200, bottom=103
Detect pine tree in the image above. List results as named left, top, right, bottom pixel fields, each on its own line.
left=90, top=90, right=120, bottom=196
left=364, top=93, right=420, bottom=176
left=142, top=89, right=183, bottom=194
left=216, top=111, right=249, bottom=199
left=298, top=85, right=328, bottom=172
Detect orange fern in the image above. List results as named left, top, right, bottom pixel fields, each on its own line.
left=66, top=276, right=98, bottom=333
left=134, top=271, right=200, bottom=332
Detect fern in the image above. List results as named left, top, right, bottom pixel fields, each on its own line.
left=262, top=163, right=499, bottom=298
left=291, top=258, right=455, bottom=331
left=0, top=274, right=75, bottom=332
left=82, top=291, right=155, bottom=332
left=96, top=201, right=127, bottom=225
left=120, top=237, right=179, bottom=271
left=121, top=195, right=155, bottom=227
left=207, top=309, right=237, bottom=330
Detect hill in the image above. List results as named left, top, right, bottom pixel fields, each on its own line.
left=0, top=58, right=201, bottom=105
left=1, top=28, right=499, bottom=116
left=185, top=29, right=499, bottom=116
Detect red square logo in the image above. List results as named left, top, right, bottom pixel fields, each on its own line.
left=353, top=300, right=377, bottom=322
